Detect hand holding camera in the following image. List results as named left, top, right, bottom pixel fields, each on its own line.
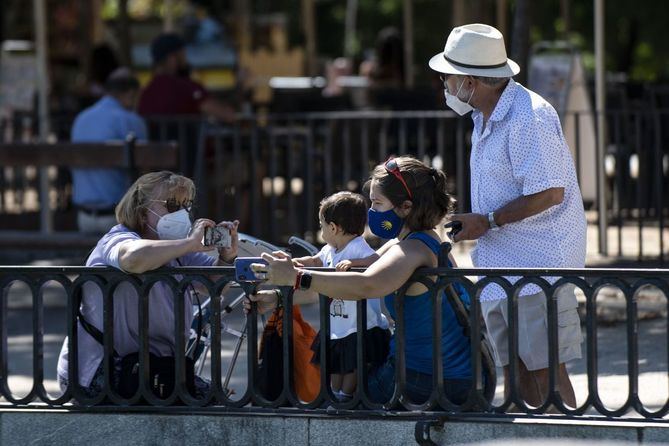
left=204, top=220, right=239, bottom=264
left=203, top=226, right=232, bottom=248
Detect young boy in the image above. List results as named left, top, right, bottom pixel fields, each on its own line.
left=292, top=191, right=390, bottom=401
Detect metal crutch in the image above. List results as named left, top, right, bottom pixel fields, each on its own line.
left=188, top=284, right=264, bottom=396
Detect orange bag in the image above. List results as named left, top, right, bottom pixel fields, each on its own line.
left=258, top=305, right=321, bottom=402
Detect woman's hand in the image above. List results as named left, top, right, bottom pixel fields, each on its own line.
left=250, top=251, right=298, bottom=287
left=216, top=220, right=239, bottom=263
left=187, top=218, right=217, bottom=252
left=243, top=290, right=279, bottom=315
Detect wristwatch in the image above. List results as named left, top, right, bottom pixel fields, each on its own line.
left=487, top=211, right=500, bottom=231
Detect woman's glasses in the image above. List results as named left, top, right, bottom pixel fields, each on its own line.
left=150, top=198, right=194, bottom=213
left=384, top=158, right=413, bottom=200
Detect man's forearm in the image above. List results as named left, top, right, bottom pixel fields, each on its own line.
left=494, top=187, right=564, bottom=226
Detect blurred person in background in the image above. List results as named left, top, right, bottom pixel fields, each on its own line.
left=138, top=32, right=236, bottom=178
left=70, top=67, right=146, bottom=235
left=138, top=32, right=235, bottom=122
left=360, top=27, right=405, bottom=89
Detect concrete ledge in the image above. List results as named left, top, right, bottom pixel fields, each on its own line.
left=2, top=411, right=669, bottom=446
left=0, top=412, right=311, bottom=446
left=431, top=418, right=662, bottom=445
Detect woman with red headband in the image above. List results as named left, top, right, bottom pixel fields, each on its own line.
left=246, top=156, right=472, bottom=406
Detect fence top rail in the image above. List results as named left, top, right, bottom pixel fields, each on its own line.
left=144, top=110, right=462, bottom=123
left=1, top=265, right=668, bottom=279
left=261, top=110, right=460, bottom=120
left=141, top=108, right=669, bottom=125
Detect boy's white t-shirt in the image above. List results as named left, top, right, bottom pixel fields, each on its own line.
left=317, top=236, right=389, bottom=339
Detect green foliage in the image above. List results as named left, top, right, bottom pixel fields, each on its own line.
left=108, top=0, right=669, bottom=82
left=534, top=0, right=669, bottom=81
left=101, top=0, right=119, bottom=19
left=631, top=42, right=659, bottom=82
left=302, top=0, right=668, bottom=82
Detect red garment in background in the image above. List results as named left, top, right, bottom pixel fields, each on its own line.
left=138, top=74, right=209, bottom=116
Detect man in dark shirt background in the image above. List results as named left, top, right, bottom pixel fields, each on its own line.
left=138, top=32, right=235, bottom=120
left=138, top=33, right=235, bottom=177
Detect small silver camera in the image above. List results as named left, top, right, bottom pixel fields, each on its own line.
left=203, top=226, right=232, bottom=248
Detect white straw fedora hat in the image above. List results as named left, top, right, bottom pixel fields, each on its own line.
left=428, top=23, right=520, bottom=78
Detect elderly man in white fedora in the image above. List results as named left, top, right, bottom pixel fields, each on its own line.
left=429, top=23, right=587, bottom=409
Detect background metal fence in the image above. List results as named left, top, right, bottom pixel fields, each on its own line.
left=2, top=108, right=669, bottom=260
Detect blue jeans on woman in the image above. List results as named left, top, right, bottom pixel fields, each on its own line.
left=367, top=357, right=471, bottom=406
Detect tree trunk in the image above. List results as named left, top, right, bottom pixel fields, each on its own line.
left=163, top=0, right=176, bottom=32
left=496, top=0, right=508, bottom=40
left=344, top=0, right=358, bottom=58
left=0, top=1, right=4, bottom=43
left=301, top=0, right=318, bottom=76
left=403, top=0, right=414, bottom=88
left=79, top=0, right=92, bottom=87
left=470, top=0, right=494, bottom=26
left=118, top=0, right=132, bottom=66
left=560, top=0, right=570, bottom=37
left=452, top=0, right=467, bottom=27
left=510, top=0, right=530, bottom=84
left=233, top=0, right=251, bottom=53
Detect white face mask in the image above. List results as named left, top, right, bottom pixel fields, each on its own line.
left=149, top=208, right=192, bottom=240
left=444, top=79, right=475, bottom=116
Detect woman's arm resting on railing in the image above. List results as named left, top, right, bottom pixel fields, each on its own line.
left=254, top=241, right=427, bottom=300
left=118, top=239, right=200, bottom=273
left=118, top=219, right=216, bottom=273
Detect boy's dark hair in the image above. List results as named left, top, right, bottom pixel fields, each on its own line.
left=319, top=191, right=368, bottom=236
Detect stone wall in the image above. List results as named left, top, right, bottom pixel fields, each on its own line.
left=1, top=411, right=668, bottom=445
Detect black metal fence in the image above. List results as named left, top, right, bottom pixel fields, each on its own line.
left=2, top=108, right=669, bottom=259
left=1, top=265, right=668, bottom=419
left=592, top=109, right=669, bottom=261
left=185, top=111, right=470, bottom=244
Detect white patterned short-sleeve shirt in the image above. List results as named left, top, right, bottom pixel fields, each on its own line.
left=469, top=79, right=587, bottom=301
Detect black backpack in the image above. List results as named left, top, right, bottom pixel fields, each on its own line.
left=75, top=288, right=196, bottom=402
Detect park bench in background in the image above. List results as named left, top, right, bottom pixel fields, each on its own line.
left=0, top=139, right=178, bottom=256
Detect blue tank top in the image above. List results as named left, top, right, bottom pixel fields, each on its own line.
left=385, top=232, right=472, bottom=379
